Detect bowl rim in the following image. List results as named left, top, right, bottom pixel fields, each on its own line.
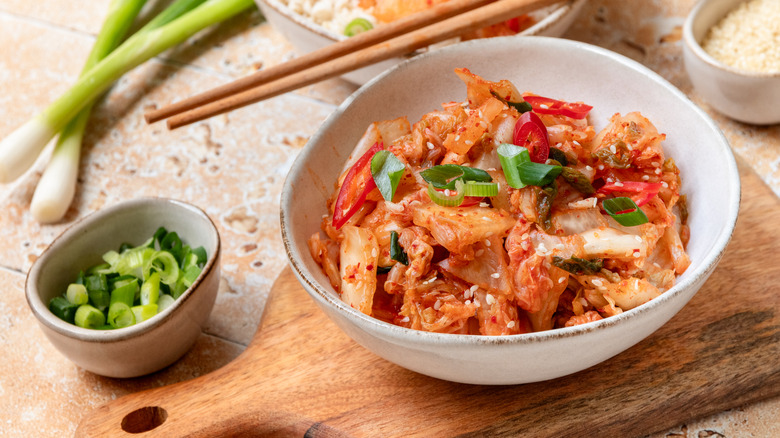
left=281, top=35, right=740, bottom=347
left=25, top=197, right=221, bottom=343
left=259, top=0, right=587, bottom=42
left=682, top=0, right=780, bottom=79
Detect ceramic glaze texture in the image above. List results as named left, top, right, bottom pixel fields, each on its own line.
left=682, top=0, right=780, bottom=125
left=26, top=198, right=221, bottom=378
left=282, top=36, right=740, bottom=385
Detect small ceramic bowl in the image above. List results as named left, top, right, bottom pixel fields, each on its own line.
left=281, top=36, right=740, bottom=385
left=26, top=198, right=221, bottom=378
left=256, top=0, right=587, bottom=84
left=683, top=0, right=780, bottom=125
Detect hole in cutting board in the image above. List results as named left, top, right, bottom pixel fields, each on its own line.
left=121, top=406, right=168, bottom=433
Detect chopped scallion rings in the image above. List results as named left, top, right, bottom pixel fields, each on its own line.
left=48, top=227, right=207, bottom=330
left=497, top=143, right=530, bottom=188
left=463, top=181, right=498, bottom=197
left=371, top=150, right=405, bottom=202
left=75, top=304, right=105, bottom=329
left=603, top=197, right=649, bottom=226
left=517, top=161, right=563, bottom=187
left=420, top=164, right=492, bottom=190
left=344, top=17, right=373, bottom=36
left=427, top=180, right=465, bottom=207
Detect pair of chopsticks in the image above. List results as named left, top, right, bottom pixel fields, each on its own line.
left=145, top=0, right=560, bottom=129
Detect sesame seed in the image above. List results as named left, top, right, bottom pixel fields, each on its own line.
left=444, top=189, right=451, bottom=196
left=573, top=140, right=581, bottom=146
left=464, top=300, right=471, bottom=305
left=490, top=273, right=500, bottom=278
left=592, top=279, right=603, bottom=286
left=655, top=168, right=662, bottom=175
left=652, top=162, right=661, bottom=167
left=521, top=241, right=530, bottom=251
left=434, top=300, right=442, bottom=310
left=487, top=167, right=497, bottom=172
left=465, top=140, right=473, bottom=146
left=400, top=316, right=410, bottom=323
left=371, top=248, right=378, bottom=257
left=662, top=181, right=669, bottom=188
left=470, top=285, right=479, bottom=293
left=479, top=202, right=489, bottom=208
left=633, top=252, right=641, bottom=258
left=585, top=165, right=593, bottom=171
left=521, top=233, right=529, bottom=240
left=475, top=300, right=481, bottom=307
left=485, top=294, right=496, bottom=305
left=598, top=165, right=605, bottom=170
left=507, top=321, right=516, bottom=328
left=475, top=249, right=485, bottom=257
left=654, top=263, right=662, bottom=268
left=558, top=277, right=566, bottom=284
left=537, top=243, right=548, bottom=253
left=610, top=144, right=617, bottom=154
left=556, top=142, right=563, bottom=148
left=464, top=289, right=472, bottom=299
left=614, top=181, right=624, bottom=187
left=540, top=104, right=549, bottom=109
left=627, top=144, right=633, bottom=151
left=635, top=235, right=643, bottom=242
left=482, top=216, right=491, bottom=221
left=427, top=142, right=435, bottom=150
left=455, top=135, right=461, bottom=141
left=642, top=175, right=650, bottom=181
left=484, top=239, right=492, bottom=247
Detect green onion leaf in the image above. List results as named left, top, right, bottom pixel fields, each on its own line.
left=145, top=251, right=180, bottom=285
left=427, top=180, right=465, bottom=207
left=131, top=304, right=158, bottom=323
left=192, top=246, right=207, bottom=267
left=491, top=91, right=532, bottom=113
left=390, top=231, right=409, bottom=265
left=140, top=272, right=161, bottom=305
left=110, top=279, right=138, bottom=307
left=377, top=266, right=392, bottom=274
left=371, top=150, right=406, bottom=202
left=497, top=143, right=530, bottom=189
left=518, top=161, right=562, bottom=187
left=66, top=283, right=88, bottom=305
left=344, top=17, right=373, bottom=36
left=49, top=296, right=79, bottom=324
left=420, top=164, right=491, bottom=190
left=107, top=302, right=135, bottom=329
left=603, top=197, right=649, bottom=226
left=463, top=181, right=498, bottom=197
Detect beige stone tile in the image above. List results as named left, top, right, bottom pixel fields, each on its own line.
left=0, top=0, right=108, bottom=34
left=0, top=267, right=245, bottom=437
left=648, top=396, right=780, bottom=438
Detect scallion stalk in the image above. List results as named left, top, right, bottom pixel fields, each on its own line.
left=4, top=0, right=255, bottom=218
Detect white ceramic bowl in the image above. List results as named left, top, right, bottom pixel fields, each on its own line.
left=683, top=0, right=780, bottom=125
left=281, top=36, right=740, bottom=385
left=26, top=198, right=221, bottom=378
left=256, top=0, right=587, bottom=84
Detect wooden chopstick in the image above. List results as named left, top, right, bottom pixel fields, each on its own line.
left=157, top=0, right=560, bottom=129
left=145, top=0, right=497, bottom=124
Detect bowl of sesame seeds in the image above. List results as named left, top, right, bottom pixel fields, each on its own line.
left=683, top=0, right=780, bottom=125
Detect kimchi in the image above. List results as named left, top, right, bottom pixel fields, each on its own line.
left=309, top=68, right=690, bottom=335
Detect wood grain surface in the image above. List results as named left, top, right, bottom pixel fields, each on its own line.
left=76, top=160, right=780, bottom=437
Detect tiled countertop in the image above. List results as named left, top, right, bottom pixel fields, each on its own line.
left=1, top=1, right=778, bottom=436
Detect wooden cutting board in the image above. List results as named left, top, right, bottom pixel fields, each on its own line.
left=76, top=159, right=780, bottom=437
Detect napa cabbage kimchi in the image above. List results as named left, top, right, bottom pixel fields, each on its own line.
left=309, top=68, right=690, bottom=335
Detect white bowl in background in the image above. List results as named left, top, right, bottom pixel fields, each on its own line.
left=256, top=0, right=587, bottom=84
left=281, top=36, right=740, bottom=385
left=26, top=198, right=221, bottom=378
left=683, top=0, right=780, bottom=125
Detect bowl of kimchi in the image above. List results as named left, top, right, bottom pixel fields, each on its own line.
left=256, top=0, right=587, bottom=84
left=281, top=36, right=740, bottom=385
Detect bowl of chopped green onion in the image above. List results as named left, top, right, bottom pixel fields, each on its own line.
left=25, top=198, right=221, bottom=378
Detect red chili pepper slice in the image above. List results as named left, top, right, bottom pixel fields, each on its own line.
left=332, top=142, right=383, bottom=229
left=505, top=17, right=521, bottom=33
left=524, top=95, right=593, bottom=119
left=513, top=111, right=549, bottom=163
left=459, top=196, right=484, bottom=207
left=598, top=181, right=663, bottom=207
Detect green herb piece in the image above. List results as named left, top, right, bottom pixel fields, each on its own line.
left=560, top=167, right=595, bottom=195
left=603, top=197, right=649, bottom=226
left=75, top=304, right=106, bottom=329
left=463, top=181, right=498, bottom=197
left=497, top=143, right=530, bottom=189
left=157, top=294, right=176, bottom=314
left=593, top=140, right=632, bottom=169
left=536, top=182, right=558, bottom=230
left=390, top=231, right=409, bottom=265
left=427, top=180, right=465, bottom=207
left=491, top=91, right=532, bottom=113
left=376, top=266, right=392, bottom=274
left=518, top=161, right=562, bottom=187
left=107, top=302, right=135, bottom=329
left=420, top=164, right=492, bottom=190
left=49, top=296, right=79, bottom=324
left=344, top=17, right=373, bottom=36
left=66, top=283, right=89, bottom=305
left=548, top=147, right=569, bottom=166
left=131, top=304, right=158, bottom=323
left=371, top=150, right=406, bottom=202
left=140, top=272, right=161, bottom=305
left=552, top=256, right=603, bottom=275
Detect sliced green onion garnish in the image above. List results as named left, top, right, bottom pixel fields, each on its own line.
left=490, top=91, right=532, bottom=113
left=389, top=231, right=409, bottom=265
left=603, top=197, right=649, bottom=226
left=66, top=283, right=88, bottom=305
left=131, top=304, right=158, bottom=323
left=344, top=17, right=373, bottom=36
left=420, top=164, right=492, bottom=189
left=518, top=161, right=563, bottom=187
left=497, top=143, right=530, bottom=189
left=140, top=272, right=161, bottom=305
left=181, top=265, right=202, bottom=288
left=157, top=294, right=176, bottom=313
left=75, top=304, right=105, bottom=329
left=192, top=246, right=207, bottom=267
left=463, top=181, right=498, bottom=197
left=110, top=279, right=138, bottom=307
left=427, top=179, right=465, bottom=207
left=371, top=150, right=405, bottom=202
left=145, top=251, right=180, bottom=285
left=107, top=302, right=135, bottom=329
left=49, top=296, right=79, bottom=324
